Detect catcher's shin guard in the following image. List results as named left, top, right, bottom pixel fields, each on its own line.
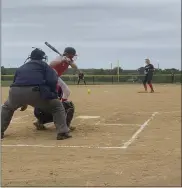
left=62, top=101, right=75, bottom=128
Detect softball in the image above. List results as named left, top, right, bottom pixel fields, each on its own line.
left=87, top=89, right=91, bottom=94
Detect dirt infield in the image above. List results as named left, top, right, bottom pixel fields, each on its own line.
left=1, top=84, right=181, bottom=186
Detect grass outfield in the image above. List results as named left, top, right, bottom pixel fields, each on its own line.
left=1, top=81, right=13, bottom=87
left=1, top=81, right=181, bottom=87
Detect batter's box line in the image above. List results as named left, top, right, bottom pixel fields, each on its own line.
left=121, top=112, right=159, bottom=149
left=76, top=116, right=140, bottom=127
left=1, top=144, right=126, bottom=150
left=99, top=123, right=140, bottom=127
left=2, top=112, right=158, bottom=150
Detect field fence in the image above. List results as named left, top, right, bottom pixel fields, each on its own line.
left=1, top=74, right=181, bottom=86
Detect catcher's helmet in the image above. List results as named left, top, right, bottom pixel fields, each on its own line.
left=63, top=47, right=77, bottom=56
left=30, top=48, right=47, bottom=61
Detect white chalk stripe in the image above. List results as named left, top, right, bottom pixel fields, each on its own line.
left=76, top=116, right=100, bottom=119
left=101, top=123, right=140, bottom=126
left=121, top=112, right=158, bottom=149
left=1, top=144, right=123, bottom=150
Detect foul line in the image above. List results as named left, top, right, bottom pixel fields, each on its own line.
left=1, top=144, right=123, bottom=150
left=121, top=112, right=158, bottom=149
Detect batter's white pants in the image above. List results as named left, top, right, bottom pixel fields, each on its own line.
left=57, top=77, right=71, bottom=100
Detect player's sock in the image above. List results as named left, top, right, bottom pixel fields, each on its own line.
left=62, top=98, right=68, bottom=102
left=143, top=84, right=147, bottom=91
left=148, top=83, right=154, bottom=92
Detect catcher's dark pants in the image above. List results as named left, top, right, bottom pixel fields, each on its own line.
left=34, top=101, right=74, bottom=127
left=1, top=86, right=69, bottom=135
left=143, top=74, right=153, bottom=84
left=34, top=108, right=53, bottom=124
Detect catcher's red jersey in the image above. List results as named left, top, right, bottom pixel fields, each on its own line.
left=50, top=56, right=73, bottom=76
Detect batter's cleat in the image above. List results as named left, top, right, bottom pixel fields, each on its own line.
left=57, top=133, right=72, bottom=140
left=150, top=90, right=154, bottom=93
left=33, top=121, right=46, bottom=130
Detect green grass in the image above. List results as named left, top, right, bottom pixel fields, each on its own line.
left=1, top=81, right=13, bottom=87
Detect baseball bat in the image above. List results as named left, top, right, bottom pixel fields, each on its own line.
left=45, top=42, right=62, bottom=56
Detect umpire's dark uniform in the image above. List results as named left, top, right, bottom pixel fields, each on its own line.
left=1, top=48, right=71, bottom=140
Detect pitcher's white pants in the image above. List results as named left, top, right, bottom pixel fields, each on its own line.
left=57, top=77, right=70, bottom=100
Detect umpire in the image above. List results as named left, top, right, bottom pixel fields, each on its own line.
left=1, top=48, right=71, bottom=140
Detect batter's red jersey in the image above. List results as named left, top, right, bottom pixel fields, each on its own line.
left=50, top=56, right=74, bottom=76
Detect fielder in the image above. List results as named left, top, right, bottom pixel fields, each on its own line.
left=33, top=85, right=75, bottom=131
left=49, top=47, right=80, bottom=101
left=77, top=72, right=86, bottom=85
left=143, top=58, right=155, bottom=93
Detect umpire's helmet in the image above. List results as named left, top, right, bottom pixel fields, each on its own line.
left=30, top=48, right=47, bottom=61
left=63, top=47, right=77, bottom=56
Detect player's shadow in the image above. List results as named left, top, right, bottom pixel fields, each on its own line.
left=137, top=91, right=160, bottom=93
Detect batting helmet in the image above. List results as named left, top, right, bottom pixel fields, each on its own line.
left=63, top=47, right=77, bottom=56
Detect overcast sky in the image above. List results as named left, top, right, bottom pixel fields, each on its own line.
left=1, top=0, right=181, bottom=69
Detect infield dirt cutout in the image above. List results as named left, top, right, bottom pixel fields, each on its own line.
left=1, top=84, right=181, bottom=186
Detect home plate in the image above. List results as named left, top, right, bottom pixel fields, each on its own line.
left=76, top=116, right=100, bottom=119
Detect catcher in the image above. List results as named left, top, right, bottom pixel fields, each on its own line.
left=33, top=85, right=75, bottom=131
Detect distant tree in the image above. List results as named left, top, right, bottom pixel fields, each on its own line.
left=112, top=67, right=123, bottom=74
left=1, top=66, right=7, bottom=75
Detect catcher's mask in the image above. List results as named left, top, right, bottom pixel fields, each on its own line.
left=24, top=47, right=48, bottom=64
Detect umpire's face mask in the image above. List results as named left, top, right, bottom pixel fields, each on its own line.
left=43, top=55, right=48, bottom=62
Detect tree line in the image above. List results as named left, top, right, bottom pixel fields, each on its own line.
left=1, top=66, right=181, bottom=75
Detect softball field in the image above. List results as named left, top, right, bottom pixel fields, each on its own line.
left=1, top=84, right=181, bottom=186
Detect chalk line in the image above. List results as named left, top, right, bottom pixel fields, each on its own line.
left=121, top=112, right=158, bottom=149
left=76, top=116, right=100, bottom=119
left=100, top=123, right=140, bottom=126
left=1, top=144, right=123, bottom=150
